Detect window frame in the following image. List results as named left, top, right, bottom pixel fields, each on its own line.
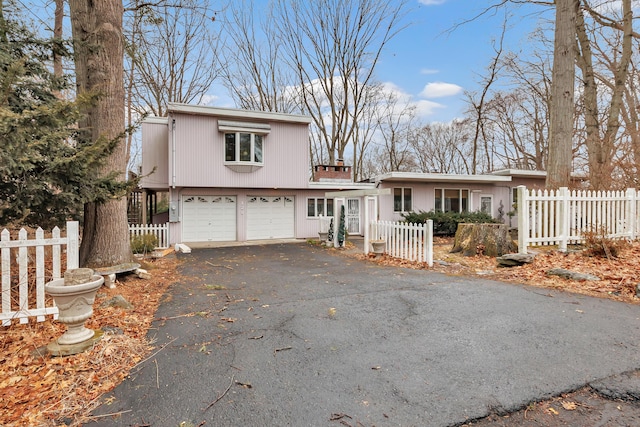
left=480, top=195, right=493, bottom=215
left=224, top=132, right=265, bottom=165
left=434, top=188, right=469, bottom=213
left=393, top=187, right=412, bottom=213
left=307, top=197, right=334, bottom=218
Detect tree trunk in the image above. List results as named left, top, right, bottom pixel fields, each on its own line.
left=451, top=223, right=517, bottom=257
left=69, top=0, right=132, bottom=267
left=546, top=0, right=579, bottom=189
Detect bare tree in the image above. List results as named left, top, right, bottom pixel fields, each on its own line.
left=272, top=0, right=409, bottom=165
left=69, top=0, right=132, bottom=267
left=410, top=120, right=473, bottom=175
left=546, top=0, right=579, bottom=189
left=576, top=0, right=634, bottom=190
left=126, top=0, right=221, bottom=118
left=219, top=0, right=299, bottom=113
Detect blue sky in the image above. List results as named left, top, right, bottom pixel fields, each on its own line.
left=371, top=0, right=550, bottom=123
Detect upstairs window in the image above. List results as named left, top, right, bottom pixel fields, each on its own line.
left=225, top=133, right=263, bottom=164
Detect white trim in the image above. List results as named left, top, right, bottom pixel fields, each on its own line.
left=218, top=120, right=271, bottom=134
left=168, top=103, right=312, bottom=124
left=143, top=117, right=169, bottom=125
left=374, top=171, right=512, bottom=183
left=324, top=188, right=390, bottom=198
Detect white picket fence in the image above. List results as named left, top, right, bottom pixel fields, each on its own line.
left=370, top=220, right=433, bottom=266
left=0, top=221, right=79, bottom=326
left=517, top=186, right=640, bottom=253
left=129, top=222, right=169, bottom=248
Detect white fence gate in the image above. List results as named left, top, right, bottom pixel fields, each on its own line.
left=129, top=222, right=169, bottom=248
left=517, top=186, right=640, bottom=253
left=370, top=220, right=433, bottom=266
left=1, top=221, right=79, bottom=326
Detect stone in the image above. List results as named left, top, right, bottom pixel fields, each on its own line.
left=135, top=268, right=152, bottom=280
left=103, top=273, right=117, bottom=289
left=546, top=268, right=600, bottom=281
left=47, top=330, right=103, bottom=356
left=496, top=253, right=536, bottom=268
left=101, top=295, right=134, bottom=310
left=63, top=268, right=94, bottom=286
left=636, top=283, right=640, bottom=298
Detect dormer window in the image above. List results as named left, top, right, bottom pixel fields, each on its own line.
left=219, top=120, right=270, bottom=172
left=225, top=133, right=263, bottom=164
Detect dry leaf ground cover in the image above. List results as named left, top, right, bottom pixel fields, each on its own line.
left=0, top=255, right=180, bottom=427
left=355, top=237, right=640, bottom=304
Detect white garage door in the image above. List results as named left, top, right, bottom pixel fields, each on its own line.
left=181, top=196, right=236, bottom=242
left=246, top=196, right=295, bottom=240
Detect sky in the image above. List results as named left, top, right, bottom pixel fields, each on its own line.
left=20, top=0, right=550, bottom=124
left=368, top=0, right=550, bottom=123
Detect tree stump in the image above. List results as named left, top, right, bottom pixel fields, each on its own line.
left=451, top=223, right=517, bottom=257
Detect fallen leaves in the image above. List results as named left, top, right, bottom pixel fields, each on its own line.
left=352, top=238, right=640, bottom=304
left=0, top=255, right=180, bottom=427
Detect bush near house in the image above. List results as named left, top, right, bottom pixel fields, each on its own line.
left=130, top=233, right=158, bottom=254
left=401, top=210, right=498, bottom=236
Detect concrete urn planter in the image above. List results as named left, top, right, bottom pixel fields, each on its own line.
left=45, top=269, right=104, bottom=345
left=370, top=240, right=386, bottom=254
left=318, top=231, right=329, bottom=242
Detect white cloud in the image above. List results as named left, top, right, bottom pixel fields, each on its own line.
left=420, top=82, right=463, bottom=98
left=418, top=0, right=446, bottom=5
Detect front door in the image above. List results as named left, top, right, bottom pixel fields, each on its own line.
left=347, top=198, right=360, bottom=235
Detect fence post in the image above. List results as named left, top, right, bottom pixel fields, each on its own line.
left=517, top=186, right=528, bottom=254
left=627, top=188, right=636, bottom=240
left=425, top=219, right=433, bottom=267
left=66, top=221, right=79, bottom=269
left=558, top=187, right=569, bottom=252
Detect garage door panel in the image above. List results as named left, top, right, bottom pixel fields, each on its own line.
left=247, top=196, right=294, bottom=240
left=182, top=196, right=236, bottom=242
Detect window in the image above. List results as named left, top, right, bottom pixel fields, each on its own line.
left=307, top=198, right=334, bottom=217
left=435, top=188, right=468, bottom=213
left=394, top=188, right=412, bottom=212
left=480, top=196, right=493, bottom=214
left=224, top=132, right=263, bottom=164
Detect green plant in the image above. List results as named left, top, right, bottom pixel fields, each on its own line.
left=582, top=226, right=628, bottom=259
left=131, top=233, right=158, bottom=254
left=338, top=205, right=346, bottom=246
left=327, top=217, right=334, bottom=242
left=401, top=210, right=499, bottom=236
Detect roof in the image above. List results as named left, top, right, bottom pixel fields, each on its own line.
left=372, top=171, right=512, bottom=184
left=167, top=103, right=312, bottom=124
left=489, top=169, right=547, bottom=179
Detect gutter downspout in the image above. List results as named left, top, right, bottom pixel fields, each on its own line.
left=171, top=118, right=176, bottom=189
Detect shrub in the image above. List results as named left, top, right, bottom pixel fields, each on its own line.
left=401, top=210, right=499, bottom=236
left=582, top=226, right=628, bottom=259
left=131, top=233, right=158, bottom=254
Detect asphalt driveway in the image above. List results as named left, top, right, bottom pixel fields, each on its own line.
left=89, top=242, right=640, bottom=426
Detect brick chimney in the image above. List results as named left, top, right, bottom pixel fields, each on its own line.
left=313, top=160, right=352, bottom=182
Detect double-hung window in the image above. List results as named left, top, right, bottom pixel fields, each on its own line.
left=394, top=188, right=412, bottom=212
left=307, top=198, right=334, bottom=217
left=434, top=189, right=468, bottom=213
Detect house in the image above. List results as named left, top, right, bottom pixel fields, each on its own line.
left=140, top=103, right=372, bottom=246
left=140, top=103, right=548, bottom=246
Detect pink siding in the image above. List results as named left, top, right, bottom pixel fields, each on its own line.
left=167, top=187, right=365, bottom=244
left=140, top=120, right=169, bottom=190
left=171, top=113, right=309, bottom=189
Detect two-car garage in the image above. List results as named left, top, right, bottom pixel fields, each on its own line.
left=180, top=195, right=295, bottom=243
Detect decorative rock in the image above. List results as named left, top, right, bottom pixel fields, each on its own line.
left=546, top=268, right=600, bottom=282
left=101, top=295, right=134, bottom=310
left=64, top=268, right=94, bottom=286
left=496, top=253, right=536, bottom=268
left=136, top=268, right=152, bottom=280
